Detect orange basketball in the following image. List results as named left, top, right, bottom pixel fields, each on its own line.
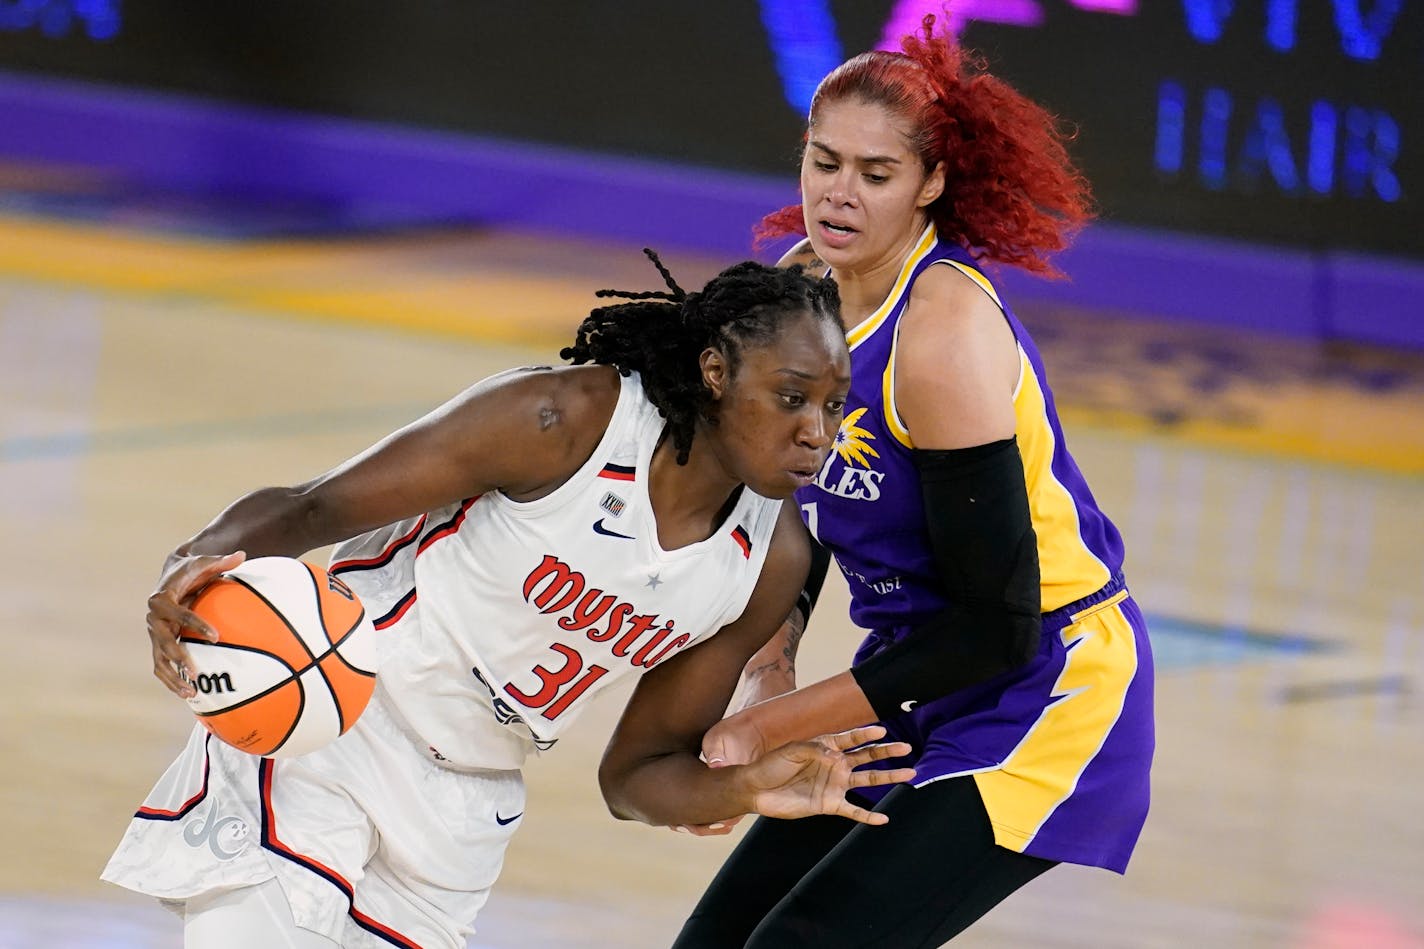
left=179, top=556, right=378, bottom=758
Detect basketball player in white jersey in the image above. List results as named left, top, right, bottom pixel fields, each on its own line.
left=105, top=253, right=915, bottom=948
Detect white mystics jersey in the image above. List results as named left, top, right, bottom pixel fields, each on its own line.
left=327, top=370, right=782, bottom=771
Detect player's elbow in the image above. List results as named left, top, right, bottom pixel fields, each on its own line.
left=285, top=485, right=338, bottom=545
left=596, top=759, right=639, bottom=822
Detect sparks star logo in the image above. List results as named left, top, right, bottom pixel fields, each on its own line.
left=833, top=407, right=880, bottom=468
left=815, top=406, right=888, bottom=502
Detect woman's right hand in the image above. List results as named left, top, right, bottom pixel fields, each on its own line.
left=147, top=551, right=246, bottom=698
left=740, top=725, right=914, bottom=826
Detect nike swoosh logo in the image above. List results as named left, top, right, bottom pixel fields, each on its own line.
left=592, top=519, right=635, bottom=540
left=495, top=811, right=522, bottom=826
left=900, top=700, right=918, bottom=713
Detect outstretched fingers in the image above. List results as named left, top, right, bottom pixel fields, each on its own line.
left=833, top=799, right=892, bottom=827
left=848, top=764, right=918, bottom=789
left=806, top=727, right=917, bottom=825
left=820, top=724, right=889, bottom=751
left=841, top=739, right=913, bottom=769
left=839, top=739, right=916, bottom=795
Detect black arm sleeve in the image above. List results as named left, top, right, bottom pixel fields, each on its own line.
left=850, top=437, right=1042, bottom=720
left=794, top=536, right=831, bottom=626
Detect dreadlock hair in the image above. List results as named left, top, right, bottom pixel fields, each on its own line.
left=561, top=249, right=843, bottom=465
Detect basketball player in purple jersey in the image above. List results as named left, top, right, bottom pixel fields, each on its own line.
left=668, top=17, right=1155, bottom=947
left=119, top=257, right=917, bottom=948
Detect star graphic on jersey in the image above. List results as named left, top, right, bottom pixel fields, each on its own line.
left=646, top=573, right=663, bottom=589
left=833, top=407, right=880, bottom=468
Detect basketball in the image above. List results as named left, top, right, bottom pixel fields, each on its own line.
left=179, top=557, right=378, bottom=758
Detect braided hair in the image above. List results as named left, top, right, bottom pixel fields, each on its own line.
left=561, top=250, right=842, bottom=464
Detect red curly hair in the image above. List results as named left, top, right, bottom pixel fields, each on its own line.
left=758, top=15, right=1094, bottom=277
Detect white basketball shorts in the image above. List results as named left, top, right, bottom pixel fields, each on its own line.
left=102, top=690, right=526, bottom=948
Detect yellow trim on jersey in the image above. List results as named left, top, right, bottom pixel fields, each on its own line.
left=845, top=223, right=938, bottom=351
left=938, top=258, right=1004, bottom=309
left=973, top=596, right=1138, bottom=853
left=1014, top=351, right=1114, bottom=610
left=877, top=245, right=1009, bottom=449
left=881, top=319, right=915, bottom=449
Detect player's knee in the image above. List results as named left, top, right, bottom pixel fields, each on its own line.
left=745, top=903, right=844, bottom=949
left=672, top=912, right=758, bottom=949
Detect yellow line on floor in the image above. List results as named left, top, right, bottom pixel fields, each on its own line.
left=2, top=213, right=1420, bottom=476
left=0, top=215, right=582, bottom=349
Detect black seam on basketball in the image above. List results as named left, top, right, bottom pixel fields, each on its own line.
left=226, top=574, right=320, bottom=665
left=304, top=606, right=376, bottom=679
left=265, top=675, right=306, bottom=757
left=303, top=561, right=336, bottom=648
left=310, top=632, right=378, bottom=675
left=329, top=647, right=378, bottom=679
left=301, top=562, right=346, bottom=736
left=178, top=636, right=302, bottom=678
left=194, top=669, right=303, bottom=717
left=330, top=606, right=377, bottom=676
left=337, top=606, right=364, bottom=644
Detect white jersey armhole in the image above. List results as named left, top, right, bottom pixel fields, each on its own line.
left=707, top=492, right=783, bottom=633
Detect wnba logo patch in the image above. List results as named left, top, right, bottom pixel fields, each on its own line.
left=600, top=492, right=626, bottom=517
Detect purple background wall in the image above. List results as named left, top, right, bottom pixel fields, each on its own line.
left=2, top=71, right=1421, bottom=350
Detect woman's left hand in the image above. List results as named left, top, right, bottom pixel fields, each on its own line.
left=669, top=814, right=745, bottom=837
left=667, top=716, right=764, bottom=836
left=701, top=709, right=768, bottom=769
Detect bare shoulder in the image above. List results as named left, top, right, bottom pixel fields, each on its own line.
left=763, top=501, right=812, bottom=579
left=895, top=263, right=1019, bottom=446
left=717, top=501, right=811, bottom=645
left=775, top=238, right=827, bottom=273
left=457, top=364, right=624, bottom=496
left=537, top=363, right=624, bottom=430
left=900, top=262, right=1007, bottom=343
left=512, top=360, right=623, bottom=438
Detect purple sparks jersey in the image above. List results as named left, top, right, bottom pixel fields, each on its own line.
left=795, top=225, right=1153, bottom=873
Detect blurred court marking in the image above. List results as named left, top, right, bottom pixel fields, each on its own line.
left=2, top=208, right=1421, bottom=947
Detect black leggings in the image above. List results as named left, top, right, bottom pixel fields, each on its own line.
left=671, top=776, right=1055, bottom=948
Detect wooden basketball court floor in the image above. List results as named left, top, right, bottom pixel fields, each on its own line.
left=2, top=210, right=1422, bottom=948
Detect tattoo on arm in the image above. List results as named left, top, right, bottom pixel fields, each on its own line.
left=744, top=610, right=807, bottom=681
left=780, top=610, right=807, bottom=675
left=745, top=658, right=785, bottom=678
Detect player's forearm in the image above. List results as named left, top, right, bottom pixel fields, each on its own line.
left=737, top=615, right=801, bottom=709
left=735, top=671, right=878, bottom=751
left=599, top=753, right=758, bottom=827
left=173, top=486, right=330, bottom=562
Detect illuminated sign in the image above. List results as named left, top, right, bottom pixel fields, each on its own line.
left=0, top=2, right=1415, bottom=258
left=0, top=0, right=119, bottom=40
left=763, top=1, right=1407, bottom=216
left=871, top=1, right=1417, bottom=257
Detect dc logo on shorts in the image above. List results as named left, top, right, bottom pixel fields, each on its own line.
left=600, top=492, right=626, bottom=517
left=183, top=798, right=252, bottom=861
